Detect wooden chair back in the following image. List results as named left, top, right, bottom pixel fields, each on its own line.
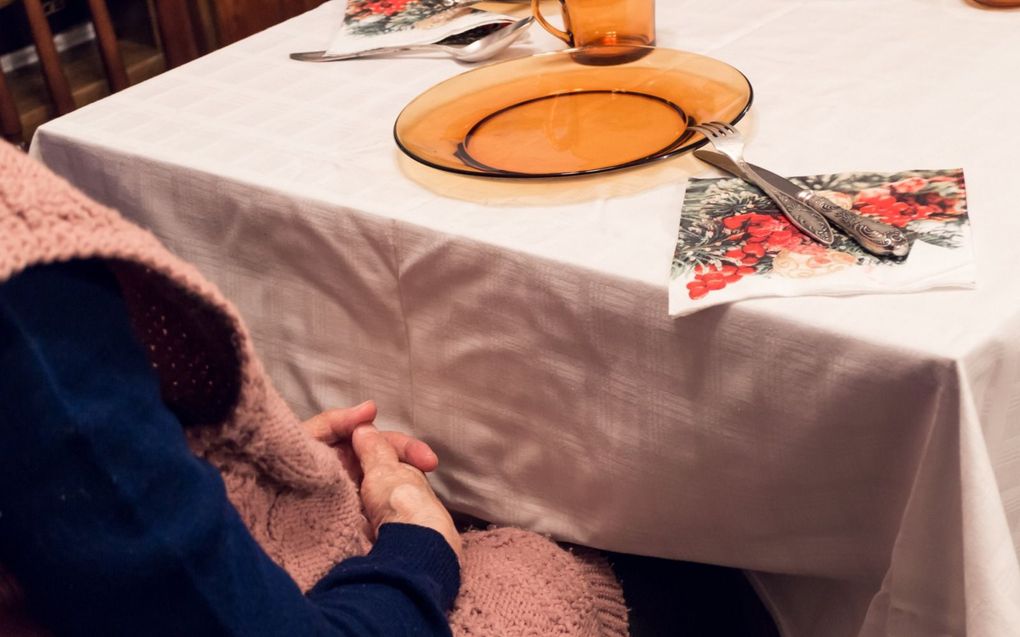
left=0, top=69, right=21, bottom=145
left=0, top=0, right=200, bottom=146
left=154, top=0, right=201, bottom=68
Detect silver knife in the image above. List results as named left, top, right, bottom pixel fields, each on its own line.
left=691, top=151, right=834, bottom=246
left=694, top=149, right=911, bottom=258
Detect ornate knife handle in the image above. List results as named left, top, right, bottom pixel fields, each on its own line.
left=799, top=194, right=911, bottom=257
left=737, top=161, right=835, bottom=245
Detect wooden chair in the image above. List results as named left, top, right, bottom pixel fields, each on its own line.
left=0, top=0, right=200, bottom=147
left=0, top=69, right=21, bottom=146
left=212, top=0, right=320, bottom=45
left=153, top=0, right=202, bottom=67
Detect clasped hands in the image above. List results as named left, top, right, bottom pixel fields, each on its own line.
left=303, top=401, right=462, bottom=561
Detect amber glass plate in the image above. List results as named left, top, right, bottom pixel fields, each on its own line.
left=394, top=46, right=752, bottom=178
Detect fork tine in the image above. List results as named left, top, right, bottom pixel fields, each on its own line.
left=690, top=123, right=721, bottom=138
left=706, top=121, right=732, bottom=135
left=703, top=122, right=729, bottom=137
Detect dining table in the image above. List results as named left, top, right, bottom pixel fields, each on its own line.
left=28, top=0, right=1020, bottom=634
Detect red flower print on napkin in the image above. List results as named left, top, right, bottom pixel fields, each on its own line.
left=344, top=0, right=475, bottom=36
left=672, top=169, right=968, bottom=301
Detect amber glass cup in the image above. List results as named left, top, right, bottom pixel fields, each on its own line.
left=531, top=0, right=656, bottom=64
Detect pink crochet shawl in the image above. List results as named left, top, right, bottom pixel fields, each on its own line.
left=0, top=142, right=628, bottom=636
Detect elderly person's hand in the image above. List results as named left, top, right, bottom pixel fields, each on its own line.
left=302, top=402, right=460, bottom=560
left=302, top=400, right=439, bottom=478
left=353, top=424, right=462, bottom=561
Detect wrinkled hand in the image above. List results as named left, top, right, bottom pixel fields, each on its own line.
left=301, top=402, right=460, bottom=559
left=302, top=400, right=439, bottom=480
left=353, top=424, right=462, bottom=561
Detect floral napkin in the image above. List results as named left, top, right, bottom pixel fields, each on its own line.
left=326, top=0, right=517, bottom=56
left=668, top=169, right=976, bottom=317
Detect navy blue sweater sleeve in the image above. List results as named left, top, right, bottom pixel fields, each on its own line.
left=0, top=260, right=459, bottom=637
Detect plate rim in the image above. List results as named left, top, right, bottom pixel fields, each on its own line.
left=392, top=46, right=755, bottom=179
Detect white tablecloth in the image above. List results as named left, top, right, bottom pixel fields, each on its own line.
left=30, top=1, right=1020, bottom=634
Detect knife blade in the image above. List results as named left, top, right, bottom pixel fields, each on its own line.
left=692, top=151, right=834, bottom=246
left=694, top=149, right=911, bottom=258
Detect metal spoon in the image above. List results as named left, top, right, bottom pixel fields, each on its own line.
left=290, top=16, right=533, bottom=63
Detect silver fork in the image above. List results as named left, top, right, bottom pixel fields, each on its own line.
left=690, top=122, right=835, bottom=246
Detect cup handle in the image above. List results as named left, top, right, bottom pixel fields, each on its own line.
left=531, top=0, right=572, bottom=45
